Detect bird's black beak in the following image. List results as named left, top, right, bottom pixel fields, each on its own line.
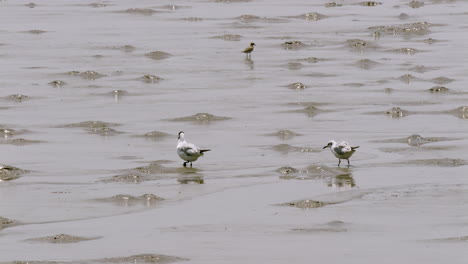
left=323, top=145, right=328, bottom=149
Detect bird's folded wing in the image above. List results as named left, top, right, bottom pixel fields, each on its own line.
left=180, top=147, right=199, bottom=156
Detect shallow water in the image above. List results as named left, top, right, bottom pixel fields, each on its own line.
left=1, top=0, right=468, bottom=263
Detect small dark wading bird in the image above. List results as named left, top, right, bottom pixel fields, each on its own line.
left=177, top=131, right=210, bottom=167
left=323, top=140, right=359, bottom=167
left=242, top=42, right=256, bottom=58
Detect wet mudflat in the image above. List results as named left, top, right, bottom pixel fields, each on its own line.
left=0, top=0, right=468, bottom=263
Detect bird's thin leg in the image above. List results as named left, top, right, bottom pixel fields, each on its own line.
left=183, top=162, right=187, bottom=167
left=190, top=162, right=193, bottom=168
left=347, top=159, right=350, bottom=167
left=338, top=159, right=341, bottom=167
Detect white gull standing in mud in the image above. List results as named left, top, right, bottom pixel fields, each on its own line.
left=177, top=131, right=210, bottom=167
left=323, top=140, right=359, bottom=167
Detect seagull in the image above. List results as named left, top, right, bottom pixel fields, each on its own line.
left=177, top=131, right=210, bottom=167
left=242, top=42, right=256, bottom=58
left=323, top=140, right=359, bottom=167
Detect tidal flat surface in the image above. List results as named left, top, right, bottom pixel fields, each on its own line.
left=1, top=0, right=468, bottom=263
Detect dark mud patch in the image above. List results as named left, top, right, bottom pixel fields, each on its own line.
left=422, top=38, right=440, bottom=44
left=59, top=121, right=122, bottom=136
left=88, top=3, right=108, bottom=8
left=95, top=194, right=164, bottom=207
left=98, top=90, right=128, bottom=98
left=287, top=12, right=328, bottom=21
left=428, top=86, right=450, bottom=94
left=166, top=113, right=231, bottom=124
left=140, top=74, right=163, bottom=83
left=211, top=34, right=242, bottom=41
left=297, top=57, right=327, bottom=64
left=0, top=165, right=29, bottom=181
left=177, top=176, right=204, bottom=184
left=369, top=22, right=431, bottom=36
left=101, top=161, right=191, bottom=183
left=277, top=165, right=354, bottom=187
left=285, top=62, right=303, bottom=70
left=358, top=1, right=382, bottom=6
left=25, top=234, right=100, bottom=244
left=288, top=104, right=324, bottom=118
left=157, top=5, right=191, bottom=10
left=354, top=59, right=380, bottom=70
left=0, top=138, right=44, bottom=146
left=346, top=39, right=379, bottom=52
left=276, top=166, right=299, bottom=175
left=59, top=121, right=121, bottom=129
left=272, top=144, right=320, bottom=154
left=398, top=74, right=421, bottom=84
left=25, top=3, right=38, bottom=8
left=235, top=14, right=286, bottom=23
left=386, top=47, right=421, bottom=55
left=344, top=83, right=365, bottom=87
left=292, top=221, right=348, bottom=233
left=96, top=254, right=188, bottom=264
left=384, top=107, right=410, bottom=118
left=408, top=65, right=439, bottom=73
left=5, top=94, right=29, bottom=102
left=281, top=41, right=308, bottom=50
left=134, top=161, right=182, bottom=175
left=445, top=106, right=468, bottom=119
left=88, top=127, right=124, bottom=137
left=372, top=134, right=456, bottom=147
left=99, top=172, right=158, bottom=184
left=277, top=199, right=335, bottom=209
left=48, top=80, right=66, bottom=87
left=265, top=130, right=301, bottom=140
left=325, top=2, right=343, bottom=7
left=24, top=30, right=47, bottom=34
left=5, top=254, right=187, bottom=264
left=137, top=130, right=171, bottom=140
left=409, top=0, right=425, bottom=8
left=116, top=8, right=162, bottom=16
left=0, top=128, right=29, bottom=137
left=431, top=77, right=454, bottom=85
left=398, top=13, right=411, bottom=20
left=103, top=44, right=136, bottom=53
left=145, top=51, right=172, bottom=60
left=0, top=216, right=19, bottom=230
left=80, top=70, right=106, bottom=80
left=181, top=17, right=203, bottom=22
left=397, top=158, right=468, bottom=167
left=287, top=82, right=307, bottom=90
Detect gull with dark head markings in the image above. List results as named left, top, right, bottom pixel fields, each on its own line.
left=323, top=140, right=359, bottom=167
left=242, top=42, right=256, bottom=58
left=177, top=131, right=210, bottom=167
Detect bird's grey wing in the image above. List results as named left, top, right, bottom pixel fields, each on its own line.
left=334, top=147, right=348, bottom=155
left=179, top=146, right=198, bottom=156
left=181, top=142, right=201, bottom=156
left=337, top=141, right=352, bottom=152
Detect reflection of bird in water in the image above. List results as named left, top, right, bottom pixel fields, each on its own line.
left=242, top=42, right=256, bottom=58
left=323, top=140, right=359, bottom=167
left=177, top=131, right=210, bottom=167
left=244, top=57, right=254, bottom=70
left=327, top=174, right=356, bottom=189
